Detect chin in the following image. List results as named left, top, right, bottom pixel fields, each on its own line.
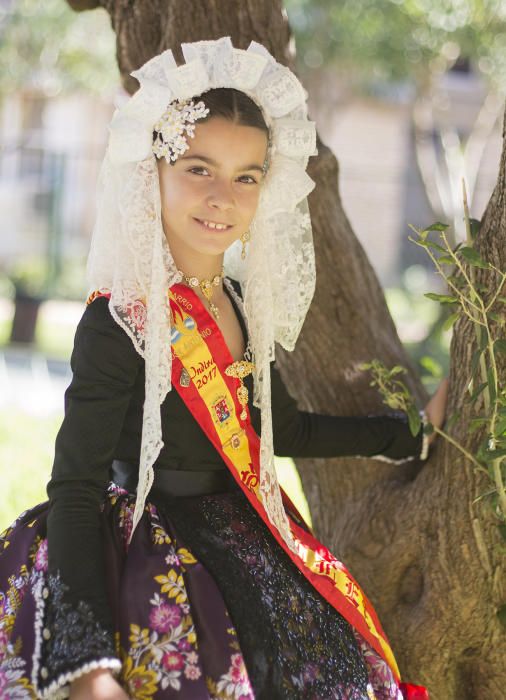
left=197, top=244, right=232, bottom=257
left=194, top=235, right=238, bottom=256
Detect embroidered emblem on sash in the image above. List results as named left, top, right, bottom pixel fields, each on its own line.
left=179, top=367, right=191, bottom=387
left=213, top=396, right=231, bottom=423
left=230, top=432, right=241, bottom=449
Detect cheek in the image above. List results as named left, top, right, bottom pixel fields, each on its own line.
left=159, top=173, right=195, bottom=213
left=241, top=189, right=261, bottom=218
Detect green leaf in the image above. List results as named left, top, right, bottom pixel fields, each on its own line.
left=389, top=365, right=406, bottom=376
left=495, top=418, right=506, bottom=435
left=438, top=255, right=454, bottom=265
left=495, top=340, right=506, bottom=355
left=478, top=330, right=488, bottom=352
left=470, top=381, right=488, bottom=403
left=470, top=347, right=484, bottom=377
left=472, top=487, right=498, bottom=504
left=424, top=293, right=458, bottom=304
left=443, top=312, right=460, bottom=331
left=496, top=438, right=506, bottom=452
left=406, top=405, right=421, bottom=436
left=425, top=240, right=448, bottom=254
left=490, top=312, right=505, bottom=325
left=484, top=447, right=506, bottom=460
left=498, top=523, right=506, bottom=542
left=419, top=356, right=443, bottom=377
left=469, top=218, right=481, bottom=240
left=468, top=417, right=489, bottom=434
left=422, top=222, right=449, bottom=233
left=458, top=246, right=490, bottom=269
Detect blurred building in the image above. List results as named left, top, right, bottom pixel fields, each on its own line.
left=0, top=89, right=113, bottom=294
left=307, top=62, right=502, bottom=287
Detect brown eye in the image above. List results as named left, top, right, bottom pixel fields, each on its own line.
left=188, top=167, right=208, bottom=175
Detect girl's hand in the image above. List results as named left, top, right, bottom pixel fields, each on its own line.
left=423, top=377, right=449, bottom=446
left=69, top=668, right=129, bottom=700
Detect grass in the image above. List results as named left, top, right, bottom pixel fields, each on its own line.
left=35, top=318, right=75, bottom=359
left=0, top=318, right=10, bottom=346
left=0, top=409, right=61, bottom=532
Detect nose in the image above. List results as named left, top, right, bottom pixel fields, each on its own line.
left=206, top=179, right=235, bottom=211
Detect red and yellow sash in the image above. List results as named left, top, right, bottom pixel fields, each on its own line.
left=166, top=284, right=400, bottom=678
left=87, top=284, right=430, bottom=696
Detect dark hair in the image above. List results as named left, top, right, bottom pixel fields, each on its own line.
left=195, top=87, right=269, bottom=137
left=153, top=88, right=270, bottom=168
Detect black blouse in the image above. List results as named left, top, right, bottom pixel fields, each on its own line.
left=42, top=279, right=425, bottom=691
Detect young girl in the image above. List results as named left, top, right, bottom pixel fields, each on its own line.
left=0, top=37, right=447, bottom=700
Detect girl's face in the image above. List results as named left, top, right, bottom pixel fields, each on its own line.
left=157, top=116, right=268, bottom=262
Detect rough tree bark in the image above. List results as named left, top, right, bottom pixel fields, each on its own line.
left=66, top=2, right=506, bottom=697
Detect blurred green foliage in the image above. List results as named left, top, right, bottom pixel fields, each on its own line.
left=4, top=257, right=49, bottom=298
left=0, top=0, right=118, bottom=96
left=2, top=1, right=504, bottom=98
left=388, top=288, right=451, bottom=393
left=385, top=264, right=452, bottom=393
left=286, top=0, right=506, bottom=91
left=0, top=258, right=88, bottom=303
left=0, top=409, right=60, bottom=532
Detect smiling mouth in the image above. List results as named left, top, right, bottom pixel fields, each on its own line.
left=194, top=217, right=233, bottom=231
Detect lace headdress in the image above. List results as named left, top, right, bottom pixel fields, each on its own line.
left=86, top=37, right=318, bottom=550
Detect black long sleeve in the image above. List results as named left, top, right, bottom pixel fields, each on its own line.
left=48, top=297, right=142, bottom=617
left=265, top=363, right=425, bottom=461
left=40, top=297, right=142, bottom=694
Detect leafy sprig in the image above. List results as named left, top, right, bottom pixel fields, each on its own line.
left=361, top=183, right=505, bottom=530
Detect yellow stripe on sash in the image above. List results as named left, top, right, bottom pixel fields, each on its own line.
left=169, top=292, right=259, bottom=497
left=293, top=539, right=397, bottom=675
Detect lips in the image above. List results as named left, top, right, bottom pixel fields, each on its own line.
left=193, top=217, right=233, bottom=231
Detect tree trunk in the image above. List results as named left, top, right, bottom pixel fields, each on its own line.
left=67, top=2, right=506, bottom=697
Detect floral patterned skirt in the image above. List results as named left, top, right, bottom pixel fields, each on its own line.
left=0, top=483, right=403, bottom=699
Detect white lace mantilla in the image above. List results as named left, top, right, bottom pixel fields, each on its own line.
left=86, top=37, right=318, bottom=553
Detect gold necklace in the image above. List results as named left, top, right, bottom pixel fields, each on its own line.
left=178, top=266, right=224, bottom=319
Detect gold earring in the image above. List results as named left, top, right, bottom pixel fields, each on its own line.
left=240, top=230, right=250, bottom=260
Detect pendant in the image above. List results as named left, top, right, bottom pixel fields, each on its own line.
left=224, top=360, right=255, bottom=421
left=209, top=301, right=220, bottom=319
left=237, top=385, right=249, bottom=420
left=179, top=367, right=191, bottom=387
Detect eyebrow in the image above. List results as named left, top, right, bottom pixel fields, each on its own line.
left=179, top=154, right=264, bottom=173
